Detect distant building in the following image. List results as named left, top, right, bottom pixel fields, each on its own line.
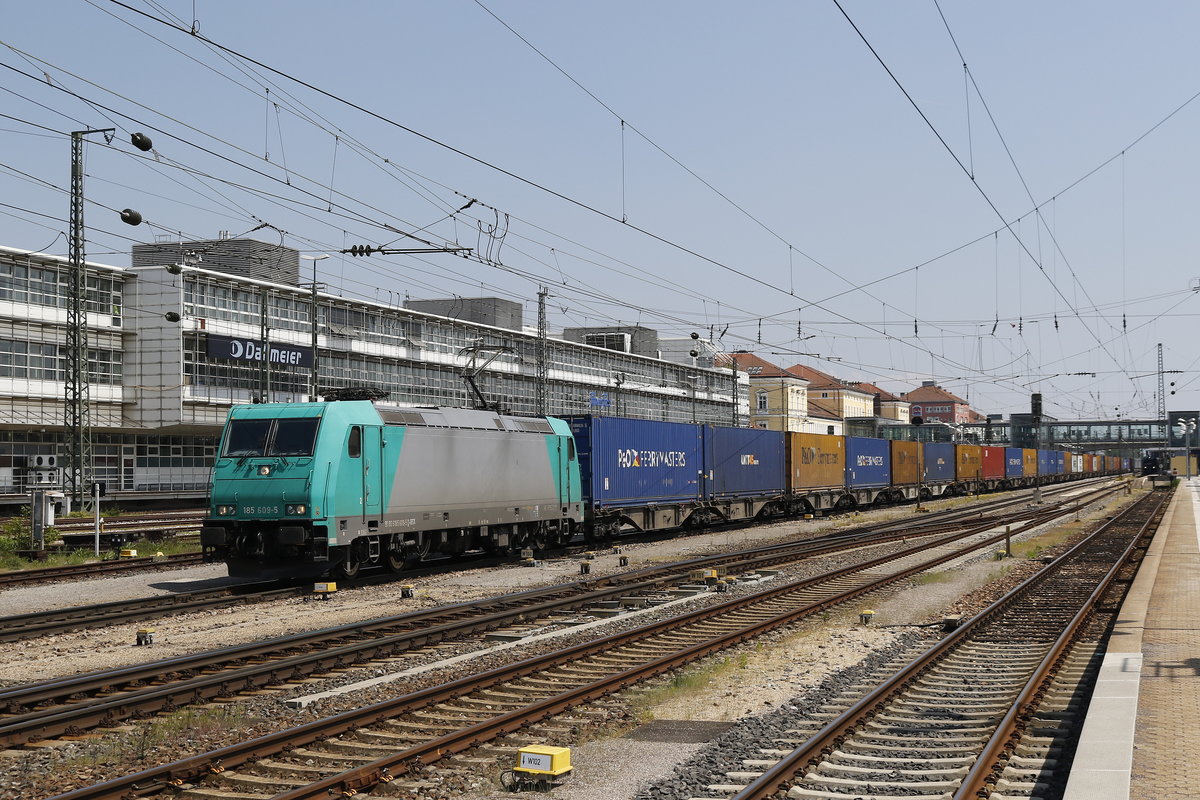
left=0, top=242, right=742, bottom=508
left=723, top=352, right=810, bottom=432
left=787, top=363, right=876, bottom=419
left=846, top=381, right=911, bottom=423
left=133, top=236, right=300, bottom=284
left=901, top=381, right=973, bottom=424
left=560, top=325, right=659, bottom=357
left=807, top=398, right=844, bottom=436
left=404, top=297, right=523, bottom=330
left=658, top=336, right=721, bottom=369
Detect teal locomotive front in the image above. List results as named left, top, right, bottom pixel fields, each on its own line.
left=201, top=401, right=583, bottom=579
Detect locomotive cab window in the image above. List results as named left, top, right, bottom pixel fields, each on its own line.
left=348, top=426, right=362, bottom=458
left=223, top=419, right=271, bottom=457
left=270, top=418, right=320, bottom=457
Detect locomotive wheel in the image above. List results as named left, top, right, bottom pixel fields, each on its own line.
left=338, top=539, right=368, bottom=579
left=530, top=524, right=550, bottom=551
left=405, top=537, right=431, bottom=569
left=338, top=551, right=360, bottom=579
left=384, top=535, right=407, bottom=572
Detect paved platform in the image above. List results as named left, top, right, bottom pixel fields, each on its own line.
left=1064, top=479, right=1200, bottom=800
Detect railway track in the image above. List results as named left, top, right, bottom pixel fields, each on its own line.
left=0, top=511, right=1013, bottom=747
left=0, top=581, right=305, bottom=642
left=0, top=551, right=204, bottom=588
left=0, top=480, right=1106, bottom=641
left=39, top=483, right=1129, bottom=800
left=693, top=487, right=1166, bottom=800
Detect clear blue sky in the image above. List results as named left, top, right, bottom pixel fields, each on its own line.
left=3, top=1, right=1198, bottom=419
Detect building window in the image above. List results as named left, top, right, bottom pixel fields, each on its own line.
left=756, top=391, right=768, bottom=412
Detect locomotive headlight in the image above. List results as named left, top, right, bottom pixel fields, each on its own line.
left=216, top=505, right=236, bottom=516
left=258, top=465, right=272, bottom=476
left=286, top=503, right=307, bottom=515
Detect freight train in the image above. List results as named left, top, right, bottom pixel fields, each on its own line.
left=199, top=401, right=1132, bottom=579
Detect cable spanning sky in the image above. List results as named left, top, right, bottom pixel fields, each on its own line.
left=1, top=1, right=1198, bottom=419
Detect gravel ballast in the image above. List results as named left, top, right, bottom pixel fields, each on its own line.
left=0, top=483, right=1138, bottom=799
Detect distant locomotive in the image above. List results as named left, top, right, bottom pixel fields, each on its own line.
left=201, top=400, right=1132, bottom=580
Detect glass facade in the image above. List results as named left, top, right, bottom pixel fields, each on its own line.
left=0, top=248, right=747, bottom=502
left=179, top=270, right=742, bottom=424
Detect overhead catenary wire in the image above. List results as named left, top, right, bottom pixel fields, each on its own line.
left=0, top=3, right=1189, bottom=412
left=834, top=0, right=1131, bottom=386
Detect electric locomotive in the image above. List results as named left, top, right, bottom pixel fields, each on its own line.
left=200, top=401, right=583, bottom=578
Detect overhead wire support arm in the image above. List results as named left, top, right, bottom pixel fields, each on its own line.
left=342, top=244, right=472, bottom=257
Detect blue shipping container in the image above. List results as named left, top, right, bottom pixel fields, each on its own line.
left=924, top=442, right=956, bottom=483
left=1004, top=447, right=1024, bottom=479
left=1038, top=450, right=1053, bottom=476
left=1055, top=452, right=1065, bottom=474
left=566, top=416, right=704, bottom=508
left=706, top=426, right=785, bottom=498
left=845, top=437, right=891, bottom=488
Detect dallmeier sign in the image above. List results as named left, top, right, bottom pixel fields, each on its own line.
left=206, top=334, right=313, bottom=368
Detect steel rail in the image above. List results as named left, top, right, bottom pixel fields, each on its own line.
left=0, top=490, right=1084, bottom=708
left=1, top=488, right=1093, bottom=745
left=46, top=492, right=1103, bottom=800
left=724, top=488, right=1166, bottom=800
left=0, top=552, right=204, bottom=587
left=0, top=479, right=1109, bottom=646
left=0, top=516, right=987, bottom=744
left=247, top=495, right=1120, bottom=800
left=0, top=583, right=303, bottom=642
left=951, top=490, right=1167, bottom=800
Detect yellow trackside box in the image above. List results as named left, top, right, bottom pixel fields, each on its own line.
left=515, top=745, right=572, bottom=776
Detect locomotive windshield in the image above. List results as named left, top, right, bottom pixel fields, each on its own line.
left=222, top=417, right=320, bottom=457
left=223, top=419, right=271, bottom=457
left=271, top=418, right=320, bottom=456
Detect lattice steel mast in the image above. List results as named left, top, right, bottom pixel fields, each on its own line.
left=65, top=129, right=151, bottom=506
left=65, top=130, right=107, bottom=505
left=536, top=287, right=549, bottom=415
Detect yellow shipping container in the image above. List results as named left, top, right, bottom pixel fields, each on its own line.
left=1022, top=449, right=1038, bottom=478
left=786, top=432, right=845, bottom=490
left=956, top=444, right=982, bottom=481
left=890, top=440, right=922, bottom=486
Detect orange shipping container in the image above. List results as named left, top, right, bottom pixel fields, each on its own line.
left=786, top=432, right=845, bottom=490
left=890, top=440, right=922, bottom=486
left=1023, top=449, right=1038, bottom=477
left=956, top=444, right=983, bottom=481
